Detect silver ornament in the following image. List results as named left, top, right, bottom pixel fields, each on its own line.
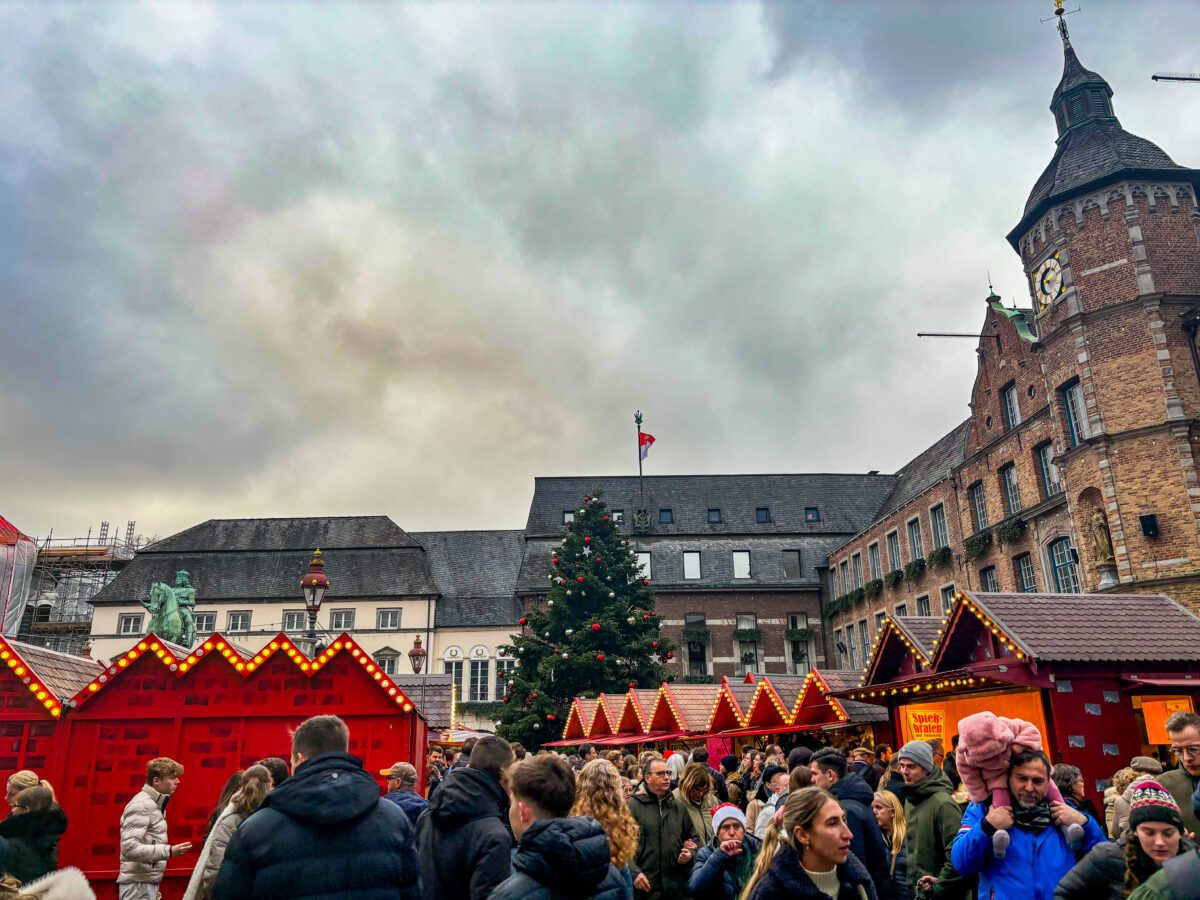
left=627, top=617, right=636, bottom=625
left=565, top=629, right=574, bottom=636
left=609, top=593, right=616, bottom=599
left=561, top=652, right=568, bottom=659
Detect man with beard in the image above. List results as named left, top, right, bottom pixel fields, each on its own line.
left=952, top=748, right=1104, bottom=899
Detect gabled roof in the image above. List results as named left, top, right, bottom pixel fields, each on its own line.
left=413, top=531, right=525, bottom=624
left=0, top=515, right=33, bottom=546
left=742, top=678, right=792, bottom=728
left=707, top=680, right=751, bottom=731
left=0, top=636, right=103, bottom=718
left=70, top=632, right=420, bottom=718
left=590, top=694, right=621, bottom=737
left=654, top=683, right=726, bottom=733
left=524, top=475, right=897, bottom=537
left=938, top=591, right=1200, bottom=665
left=614, top=689, right=657, bottom=734
left=646, top=684, right=689, bottom=732
left=563, top=698, right=598, bottom=740
left=148, top=516, right=419, bottom=552
left=391, top=674, right=452, bottom=729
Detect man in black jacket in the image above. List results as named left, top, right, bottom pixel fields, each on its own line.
left=811, top=747, right=896, bottom=900
left=212, top=714, right=420, bottom=900
left=417, top=734, right=515, bottom=898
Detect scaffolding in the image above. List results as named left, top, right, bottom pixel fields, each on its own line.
left=20, top=521, right=141, bottom=656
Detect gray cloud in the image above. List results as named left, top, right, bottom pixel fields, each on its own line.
left=2, top=1, right=1199, bottom=540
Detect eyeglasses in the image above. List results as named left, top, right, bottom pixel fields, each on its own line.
left=1172, top=745, right=1200, bottom=758
left=9, top=804, right=25, bottom=811
left=648, top=770, right=670, bottom=778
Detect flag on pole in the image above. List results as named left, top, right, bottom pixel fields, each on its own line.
left=639, top=432, right=656, bottom=460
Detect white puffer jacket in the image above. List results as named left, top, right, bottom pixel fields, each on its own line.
left=117, top=785, right=171, bottom=884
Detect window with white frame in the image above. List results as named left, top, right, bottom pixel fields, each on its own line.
left=787, top=613, right=809, bottom=675
left=1015, top=553, right=1037, bottom=592
left=868, top=543, right=882, bottom=580
left=1001, top=382, right=1021, bottom=430
left=469, top=659, right=490, bottom=702
left=1000, top=463, right=1021, bottom=515
left=226, top=611, right=251, bottom=633
left=1050, top=538, right=1081, bottom=593
left=887, top=531, right=902, bottom=571
left=1037, top=442, right=1062, bottom=498
left=940, top=584, right=956, bottom=613
left=495, top=657, right=516, bottom=700
left=282, top=610, right=306, bottom=633
left=733, top=551, right=751, bottom=579
left=839, top=559, right=850, bottom=592
left=636, top=552, right=652, bottom=580
left=969, top=482, right=989, bottom=532
left=846, top=625, right=858, bottom=669
left=852, top=553, right=863, bottom=589
left=562, top=511, right=575, bottom=524
left=931, top=504, right=949, bottom=549
left=907, top=518, right=925, bottom=562
left=858, top=620, right=869, bottom=661
left=377, top=609, right=401, bottom=630
left=980, top=566, right=1000, bottom=592
left=444, top=659, right=464, bottom=700
left=611, top=510, right=623, bottom=523
left=683, top=551, right=701, bottom=580
left=896, top=603, right=909, bottom=617
left=916, top=595, right=931, bottom=617
left=782, top=549, right=802, bottom=578
left=330, top=609, right=355, bottom=631
left=834, top=629, right=846, bottom=668
left=874, top=611, right=886, bottom=631
left=118, top=614, right=144, bottom=636
left=1062, top=380, right=1090, bottom=447
left=194, top=613, right=215, bottom=635
left=374, top=653, right=398, bottom=675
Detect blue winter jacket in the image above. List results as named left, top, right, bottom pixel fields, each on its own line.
left=384, top=788, right=429, bottom=828
left=950, top=801, right=1105, bottom=900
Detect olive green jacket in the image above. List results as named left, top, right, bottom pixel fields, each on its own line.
left=628, top=788, right=699, bottom=900
left=903, top=769, right=975, bottom=900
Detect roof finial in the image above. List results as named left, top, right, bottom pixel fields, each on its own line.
left=1045, top=0, right=1081, bottom=46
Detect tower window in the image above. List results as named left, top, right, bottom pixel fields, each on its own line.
left=683, top=551, right=701, bottom=580
left=1062, top=380, right=1090, bottom=447
left=733, top=551, right=751, bottom=579
left=969, top=482, right=989, bottom=532
left=1001, top=382, right=1021, bottom=431
left=1036, top=442, right=1062, bottom=498
left=1000, top=463, right=1022, bottom=516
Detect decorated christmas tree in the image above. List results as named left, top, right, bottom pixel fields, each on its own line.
left=497, top=492, right=675, bottom=748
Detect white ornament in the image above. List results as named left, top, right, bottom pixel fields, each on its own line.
left=565, top=629, right=574, bottom=636
left=560, top=652, right=568, bottom=659
left=534, top=723, right=541, bottom=729
left=549, top=599, right=555, bottom=606
left=582, top=546, right=591, bottom=557
left=518, top=647, right=525, bottom=654
left=544, top=632, right=550, bottom=638
left=627, top=617, right=636, bottom=625
left=609, top=593, right=616, bottom=599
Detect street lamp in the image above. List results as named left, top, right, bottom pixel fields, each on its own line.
left=408, top=634, right=428, bottom=674
left=300, top=549, right=329, bottom=643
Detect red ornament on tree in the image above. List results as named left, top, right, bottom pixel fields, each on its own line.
left=666, top=651, right=674, bottom=659
left=643, top=615, right=649, bottom=621
left=596, top=654, right=605, bottom=661
left=553, top=557, right=559, bottom=564
left=652, top=641, right=658, bottom=648
left=629, top=682, right=636, bottom=688
left=502, top=696, right=510, bottom=703
left=577, top=576, right=584, bottom=582
left=519, top=617, right=527, bottom=625
left=642, top=579, right=649, bottom=585
left=650, top=612, right=657, bottom=617
left=602, top=515, right=610, bottom=522
left=591, top=623, right=601, bottom=631
left=584, top=537, right=591, bottom=543
left=547, top=713, right=557, bottom=721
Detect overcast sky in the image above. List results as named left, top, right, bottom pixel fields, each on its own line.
left=3, top=1, right=1199, bottom=542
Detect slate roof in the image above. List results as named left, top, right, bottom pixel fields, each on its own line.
left=517, top=535, right=844, bottom=592
left=10, top=640, right=103, bottom=700
left=148, top=517, right=419, bottom=552
left=93, top=517, right=437, bottom=605
left=879, top=421, right=970, bottom=518
left=525, top=475, right=897, bottom=537
left=892, top=616, right=944, bottom=658
left=1052, top=42, right=1108, bottom=103
left=967, top=591, right=1200, bottom=663
left=413, top=531, right=526, bottom=628
left=662, top=683, right=724, bottom=730
left=392, top=673, right=452, bottom=729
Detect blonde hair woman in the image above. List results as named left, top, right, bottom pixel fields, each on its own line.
left=0, top=779, right=66, bottom=884
left=183, top=765, right=272, bottom=900
left=4, top=772, right=44, bottom=807
left=572, top=759, right=639, bottom=880
left=872, top=790, right=907, bottom=899
left=676, top=762, right=718, bottom=845
left=740, top=786, right=877, bottom=900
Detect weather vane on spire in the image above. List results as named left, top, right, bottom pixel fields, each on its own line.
left=1043, top=0, right=1081, bottom=44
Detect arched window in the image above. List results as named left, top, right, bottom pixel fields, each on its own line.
left=1048, top=538, right=1081, bottom=593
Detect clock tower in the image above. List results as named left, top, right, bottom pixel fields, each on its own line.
left=1006, top=8, right=1200, bottom=599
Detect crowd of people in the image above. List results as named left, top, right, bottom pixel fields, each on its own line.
left=3, top=708, right=1200, bottom=898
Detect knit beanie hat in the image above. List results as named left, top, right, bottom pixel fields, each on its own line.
left=712, top=802, right=747, bottom=832
left=720, top=755, right=738, bottom=774
left=897, top=740, right=936, bottom=775
left=1128, top=780, right=1183, bottom=831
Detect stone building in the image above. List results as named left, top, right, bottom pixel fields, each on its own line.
left=825, top=20, right=1200, bottom=665
left=515, top=475, right=894, bottom=680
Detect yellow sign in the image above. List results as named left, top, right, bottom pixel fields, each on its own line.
left=905, top=707, right=946, bottom=743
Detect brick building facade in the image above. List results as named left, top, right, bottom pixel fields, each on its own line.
left=826, top=21, right=1200, bottom=664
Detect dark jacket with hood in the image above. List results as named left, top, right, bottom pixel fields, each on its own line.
left=1055, top=835, right=1196, bottom=900
left=902, top=767, right=972, bottom=900
left=211, top=752, right=420, bottom=900
left=747, top=846, right=879, bottom=900
left=832, top=772, right=896, bottom=900
left=628, top=785, right=699, bottom=900
left=489, top=816, right=631, bottom=900
left=383, top=788, right=429, bottom=828
left=0, top=804, right=67, bottom=883
left=416, top=765, right=513, bottom=899
left=689, top=831, right=763, bottom=900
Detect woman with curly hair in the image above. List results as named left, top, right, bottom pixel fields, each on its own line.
left=572, top=759, right=640, bottom=892
left=1056, top=780, right=1194, bottom=900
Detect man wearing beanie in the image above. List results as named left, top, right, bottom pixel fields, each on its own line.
left=896, top=740, right=973, bottom=899
left=953, top=748, right=1104, bottom=900
left=1059, top=780, right=1191, bottom=898
left=688, top=803, right=763, bottom=900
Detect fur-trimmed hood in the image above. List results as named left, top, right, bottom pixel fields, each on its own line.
left=14, top=868, right=95, bottom=900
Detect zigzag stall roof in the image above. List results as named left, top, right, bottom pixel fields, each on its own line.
left=93, top=518, right=437, bottom=606
left=795, top=669, right=888, bottom=726
left=564, top=698, right=599, bottom=739
left=947, top=591, right=1200, bottom=664
left=412, top=531, right=525, bottom=628
left=651, top=683, right=732, bottom=732
left=68, top=632, right=425, bottom=720
left=0, top=636, right=104, bottom=718
left=524, top=475, right=898, bottom=537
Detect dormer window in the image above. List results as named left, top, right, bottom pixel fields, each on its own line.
left=755, top=507, right=771, bottom=524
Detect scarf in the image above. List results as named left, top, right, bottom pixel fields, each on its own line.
left=1012, top=800, right=1052, bottom=834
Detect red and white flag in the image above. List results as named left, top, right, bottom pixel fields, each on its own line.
left=639, top=432, right=656, bottom=460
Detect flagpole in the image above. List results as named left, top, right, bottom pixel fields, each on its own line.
left=634, top=410, right=645, bottom=511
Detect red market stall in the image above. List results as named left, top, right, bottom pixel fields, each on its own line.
left=789, top=669, right=891, bottom=745
left=561, top=697, right=599, bottom=742
left=839, top=591, right=1200, bottom=806
left=55, top=632, right=428, bottom=899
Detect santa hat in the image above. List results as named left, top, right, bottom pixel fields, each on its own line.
left=1128, top=780, right=1183, bottom=831
left=711, top=803, right=746, bottom=832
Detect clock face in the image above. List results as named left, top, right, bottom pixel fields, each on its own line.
left=1033, top=254, right=1064, bottom=311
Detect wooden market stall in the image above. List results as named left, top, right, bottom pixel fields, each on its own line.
left=55, top=632, right=429, bottom=899
left=838, top=591, right=1200, bottom=805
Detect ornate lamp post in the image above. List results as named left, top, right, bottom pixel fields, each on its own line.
left=408, top=634, right=428, bottom=674
left=300, top=549, right=329, bottom=643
